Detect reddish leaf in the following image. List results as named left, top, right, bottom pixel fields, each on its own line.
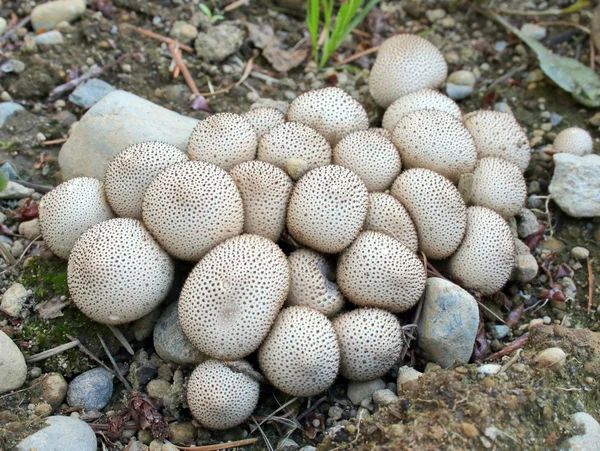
left=130, top=393, right=168, bottom=439
left=0, top=223, right=17, bottom=237
left=487, top=332, right=529, bottom=361
left=506, top=304, right=524, bottom=328
left=539, top=287, right=566, bottom=302
left=481, top=90, right=496, bottom=109
left=106, top=413, right=125, bottom=438
left=524, top=221, right=546, bottom=250
left=554, top=263, right=572, bottom=279
left=191, top=95, right=210, bottom=112
left=472, top=322, right=490, bottom=362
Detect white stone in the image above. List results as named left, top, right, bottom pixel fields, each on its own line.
left=170, top=21, right=198, bottom=43
left=477, top=364, right=501, bottom=375
left=520, top=23, right=547, bottom=40
left=31, top=0, right=86, bottom=31
left=562, top=412, right=600, bottom=451
left=34, top=30, right=65, bottom=46
left=347, top=378, right=385, bottom=405
left=18, top=218, right=41, bottom=241
left=549, top=154, right=600, bottom=217
left=571, top=246, right=590, bottom=260
left=397, top=366, right=422, bottom=387
left=0, top=330, right=27, bottom=393
left=0, top=181, right=34, bottom=199
left=1, top=282, right=31, bottom=317
left=372, top=389, right=399, bottom=406
left=16, top=416, right=97, bottom=451
left=0, top=17, right=6, bottom=35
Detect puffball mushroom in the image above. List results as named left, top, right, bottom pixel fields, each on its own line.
left=142, top=161, right=244, bottom=261
left=332, top=308, right=403, bottom=381
left=337, top=231, right=426, bottom=313
left=553, top=127, right=593, bottom=156
left=391, top=168, right=467, bottom=260
left=242, top=107, right=285, bottom=137
left=392, top=109, right=477, bottom=182
left=369, top=34, right=448, bottom=108
left=178, top=234, right=290, bottom=360
left=187, top=360, right=260, bottom=430
left=287, top=165, right=369, bottom=254
left=39, top=177, right=114, bottom=259
left=68, top=218, right=174, bottom=324
left=286, top=87, right=369, bottom=146
left=448, top=206, right=516, bottom=295
left=258, top=306, right=339, bottom=397
left=104, top=141, right=187, bottom=219
left=286, top=248, right=344, bottom=316
left=187, top=113, right=257, bottom=170
left=332, top=129, right=402, bottom=192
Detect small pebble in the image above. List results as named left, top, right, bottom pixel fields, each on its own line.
left=461, top=422, right=479, bottom=438
left=446, top=70, right=476, bottom=100
left=571, top=246, right=590, bottom=260
left=535, top=347, right=566, bottom=371
left=477, top=364, right=501, bottom=375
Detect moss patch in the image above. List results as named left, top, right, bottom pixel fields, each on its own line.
left=19, top=257, right=68, bottom=302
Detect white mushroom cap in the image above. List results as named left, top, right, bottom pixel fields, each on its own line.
left=369, top=34, right=448, bottom=108
left=382, top=88, right=461, bottom=132
left=337, top=231, right=426, bottom=313
left=471, top=157, right=527, bottom=218
left=68, top=218, right=174, bottom=324
left=332, top=308, right=403, bottom=381
left=229, top=161, right=293, bottom=242
left=332, top=130, right=402, bottom=192
left=187, top=360, right=260, bottom=430
left=286, top=248, right=344, bottom=316
left=448, top=206, right=516, bottom=295
left=285, top=87, right=369, bottom=146
left=463, top=110, right=531, bottom=171
left=242, top=107, right=285, bottom=137
left=104, top=141, right=188, bottom=219
left=257, top=121, right=332, bottom=180
left=142, top=161, right=244, bottom=261
left=287, top=165, right=369, bottom=254
left=392, top=109, right=477, bottom=182
left=364, top=192, right=418, bottom=253
left=390, top=168, right=467, bottom=260
left=178, top=234, right=290, bottom=360
left=369, top=127, right=393, bottom=140
left=553, top=127, right=593, bottom=156
left=187, top=113, right=257, bottom=170
left=39, top=177, right=115, bottom=259
left=258, top=306, right=339, bottom=397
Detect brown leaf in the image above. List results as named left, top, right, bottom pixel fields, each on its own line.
left=35, top=298, right=69, bottom=319
left=246, top=22, right=275, bottom=49
left=487, top=332, right=529, bottom=361
left=506, top=304, right=524, bottom=328
left=263, top=43, right=308, bottom=73
left=472, top=322, right=490, bottom=362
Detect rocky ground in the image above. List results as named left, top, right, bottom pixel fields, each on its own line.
left=0, top=0, right=599, bottom=450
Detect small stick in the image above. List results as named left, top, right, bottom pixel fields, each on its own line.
left=334, top=45, right=379, bottom=66
left=97, top=334, right=133, bottom=391
left=198, top=56, right=255, bottom=97
left=174, top=438, right=259, bottom=451
left=487, top=332, right=529, bottom=361
left=0, top=15, right=30, bottom=43
left=65, top=334, right=117, bottom=377
left=0, top=379, right=42, bottom=401
left=537, top=20, right=590, bottom=34
left=15, top=180, right=54, bottom=193
left=123, top=25, right=194, bottom=53
left=251, top=417, right=274, bottom=451
left=107, top=325, right=134, bottom=355
left=173, top=47, right=182, bottom=78
left=0, top=234, right=43, bottom=276
left=223, top=0, right=249, bottom=12
left=487, top=64, right=527, bottom=90
left=41, top=138, right=67, bottom=146
left=26, top=339, right=81, bottom=363
left=477, top=299, right=507, bottom=324
left=587, top=257, right=594, bottom=314
left=499, top=348, right=522, bottom=373
left=168, top=43, right=200, bottom=96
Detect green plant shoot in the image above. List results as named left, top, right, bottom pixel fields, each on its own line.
left=199, top=3, right=224, bottom=23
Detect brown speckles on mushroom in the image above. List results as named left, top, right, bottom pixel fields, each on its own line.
left=364, top=192, right=418, bottom=253
left=242, top=107, right=285, bottom=137
left=553, top=127, right=593, bottom=156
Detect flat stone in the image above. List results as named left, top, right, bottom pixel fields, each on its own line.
left=67, top=367, right=114, bottom=411
left=0, top=329, right=27, bottom=393
left=16, top=416, right=97, bottom=451
left=31, top=0, right=86, bottom=31
left=0, top=181, right=34, bottom=199
left=520, top=23, right=547, bottom=40
left=347, top=378, right=385, bottom=405
left=170, top=21, right=198, bottom=43
left=34, top=30, right=65, bottom=46
left=68, top=78, right=116, bottom=109
left=18, top=218, right=41, bottom=241
left=397, top=366, right=422, bottom=387
left=1, top=282, right=31, bottom=317
left=0, top=102, right=24, bottom=127
left=517, top=208, right=539, bottom=238
left=493, top=325, right=510, bottom=339
left=562, top=412, right=600, bottom=450
left=194, top=22, right=244, bottom=62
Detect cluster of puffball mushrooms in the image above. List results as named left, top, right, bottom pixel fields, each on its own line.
left=37, top=34, right=544, bottom=431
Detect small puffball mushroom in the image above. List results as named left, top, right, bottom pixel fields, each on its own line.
left=39, top=177, right=114, bottom=259
left=286, top=248, right=344, bottom=316
left=369, top=34, right=448, bottom=108
left=179, top=234, right=290, bottom=360
left=142, top=161, right=244, bottom=261
left=257, top=121, right=331, bottom=180
left=187, top=113, right=257, bottom=170
left=337, top=231, right=426, bottom=313
left=187, top=360, right=260, bottom=430
left=448, top=206, right=516, bottom=295
left=332, top=130, right=402, bottom=192
left=553, top=127, right=593, bottom=156
left=242, top=107, right=285, bottom=137
left=332, top=308, right=403, bottom=381
left=68, top=218, right=174, bottom=324
left=286, top=87, right=369, bottom=146
left=364, top=192, right=418, bottom=253
left=104, top=141, right=188, bottom=219
left=464, top=110, right=531, bottom=171
left=471, top=157, right=527, bottom=218
left=382, top=88, right=461, bottom=133
left=369, top=127, right=393, bottom=140
left=391, top=168, right=467, bottom=260
left=258, top=306, right=339, bottom=397
left=229, top=161, right=293, bottom=242
left=287, top=165, right=369, bottom=254
left=392, top=109, right=477, bottom=182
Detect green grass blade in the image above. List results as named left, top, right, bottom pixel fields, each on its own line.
left=345, top=0, right=381, bottom=35
left=306, top=0, right=320, bottom=62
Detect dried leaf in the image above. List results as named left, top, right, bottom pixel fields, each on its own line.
left=130, top=393, right=168, bottom=439
left=506, top=304, right=524, bottom=328
left=554, top=263, right=572, bottom=279
left=191, top=95, right=210, bottom=112
left=35, top=298, right=69, bottom=319
left=246, top=22, right=275, bottom=49
left=263, top=43, right=308, bottom=73
left=472, top=323, right=490, bottom=362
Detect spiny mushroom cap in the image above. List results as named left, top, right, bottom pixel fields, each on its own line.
left=471, top=157, right=527, bottom=218
left=287, top=165, right=369, bottom=254
left=369, top=127, right=393, bottom=140
left=187, top=113, right=257, bottom=171
left=463, top=110, right=531, bottom=171
left=68, top=218, right=174, bottom=324
left=104, top=141, right=188, bottom=219
left=553, top=127, right=593, bottom=156
left=369, top=34, right=448, bottom=108
left=333, top=130, right=402, bottom=192
left=337, top=231, right=426, bottom=313
left=285, top=87, right=369, bottom=146
left=142, top=161, right=244, bottom=261
left=382, top=88, right=461, bottom=132
left=286, top=248, right=344, bottom=316
left=39, top=177, right=114, bottom=260
left=242, top=107, right=285, bottom=137
left=187, top=360, right=260, bottom=430
left=448, top=206, right=516, bottom=295
left=258, top=306, right=339, bottom=397
left=179, top=234, right=290, bottom=360
left=257, top=121, right=332, bottom=180
left=391, top=168, right=467, bottom=259
left=332, top=308, right=403, bottom=381
left=364, top=192, right=418, bottom=253
left=392, top=109, right=477, bottom=182
left=229, top=161, right=293, bottom=242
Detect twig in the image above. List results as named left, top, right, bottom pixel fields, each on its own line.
left=0, top=242, right=16, bottom=265
left=223, top=0, right=249, bottom=12
left=0, top=234, right=42, bottom=276
left=487, top=64, right=527, bottom=90
left=65, top=334, right=117, bottom=377
left=15, top=180, right=54, bottom=193
left=537, top=20, right=590, bottom=34
left=499, top=348, right=522, bottom=373
left=174, top=438, right=259, bottom=451
left=26, top=339, right=81, bottom=363
left=122, top=25, right=194, bottom=53
left=251, top=417, right=274, bottom=451
left=591, top=35, right=596, bottom=70
left=41, top=138, right=68, bottom=147
left=167, top=44, right=200, bottom=96
left=334, top=45, right=379, bottom=66
left=258, top=396, right=298, bottom=427
left=0, top=379, right=42, bottom=401
left=587, top=257, right=594, bottom=314
left=0, top=15, right=30, bottom=43
left=296, top=396, right=327, bottom=421
left=487, top=332, right=529, bottom=361
left=97, top=334, right=132, bottom=391
left=476, top=300, right=507, bottom=324
left=173, top=47, right=182, bottom=78
left=107, top=325, right=134, bottom=355
left=198, top=56, right=255, bottom=97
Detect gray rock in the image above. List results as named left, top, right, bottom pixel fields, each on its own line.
left=0, top=17, right=6, bottom=35
left=493, top=325, right=510, bottom=339
left=0, top=181, right=34, bottom=199
left=0, top=102, right=24, bottom=127
left=34, top=30, right=65, bottom=46
left=299, top=447, right=317, bottom=451
left=347, top=378, right=385, bottom=405
left=0, top=161, right=19, bottom=180
left=68, top=78, right=116, bottom=109
left=571, top=246, right=590, bottom=261
left=372, top=389, right=398, bottom=407
left=562, top=412, right=600, bottom=451
left=418, top=277, right=479, bottom=368
left=520, top=23, right=547, bottom=40
left=31, top=0, right=86, bottom=31
left=548, top=153, right=600, bottom=217
left=397, top=366, right=422, bottom=387
left=328, top=405, right=343, bottom=420
left=277, top=438, right=299, bottom=451
left=517, top=208, right=539, bottom=238
left=1, top=282, right=31, bottom=317
left=513, top=252, right=539, bottom=282
left=194, top=23, right=244, bottom=62
left=133, top=308, right=161, bottom=341
left=19, top=218, right=41, bottom=241
left=59, top=90, right=198, bottom=180
left=170, top=21, right=198, bottom=43
left=494, top=102, right=514, bottom=115
left=67, top=367, right=114, bottom=411
left=446, top=70, right=476, bottom=100
left=0, top=330, right=27, bottom=393
left=250, top=98, right=289, bottom=113
left=16, top=416, right=97, bottom=451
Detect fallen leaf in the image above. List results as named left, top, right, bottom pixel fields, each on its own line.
left=263, top=44, right=308, bottom=73
left=472, top=322, right=490, bottom=362
left=35, top=298, right=69, bottom=319
left=246, top=22, right=275, bottom=49
left=191, top=95, right=210, bottom=112
left=506, top=304, right=524, bottom=328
